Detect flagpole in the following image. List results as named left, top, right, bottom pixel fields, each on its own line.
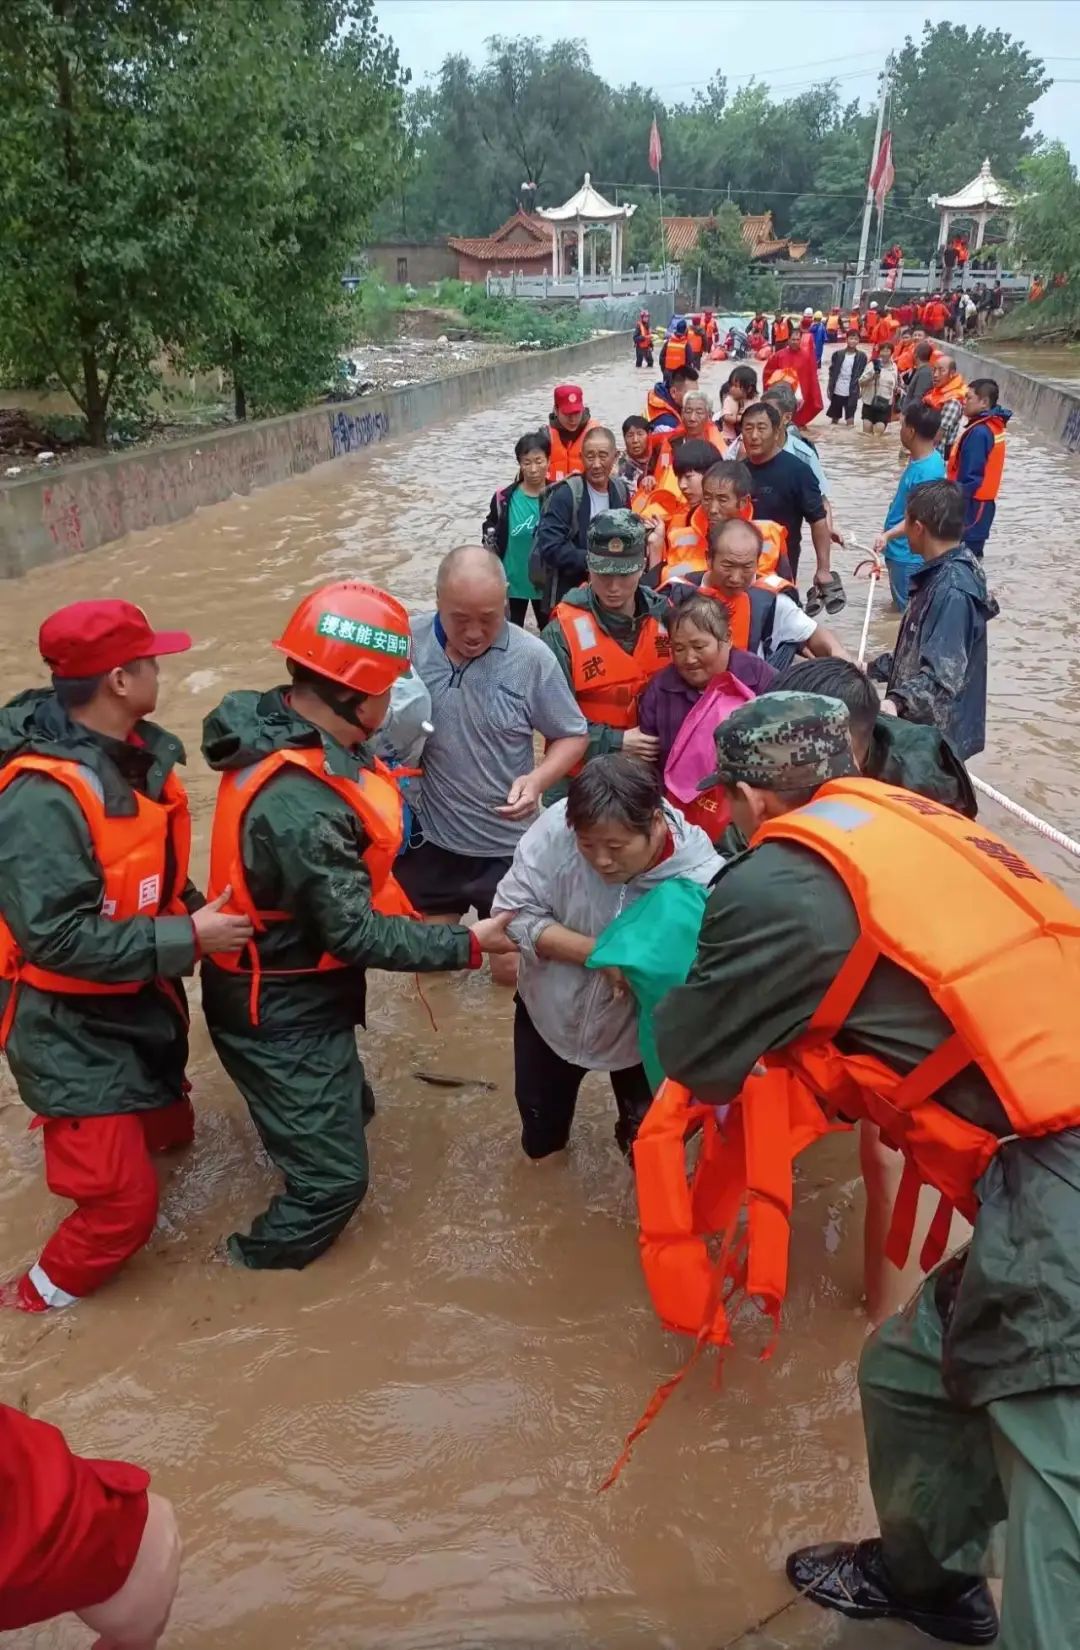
left=650, top=112, right=669, bottom=291
left=853, top=55, right=893, bottom=307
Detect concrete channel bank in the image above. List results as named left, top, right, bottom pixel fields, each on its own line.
left=0, top=329, right=634, bottom=578
left=953, top=340, right=1080, bottom=450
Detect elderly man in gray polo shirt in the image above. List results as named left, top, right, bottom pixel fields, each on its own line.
left=397, top=546, right=588, bottom=982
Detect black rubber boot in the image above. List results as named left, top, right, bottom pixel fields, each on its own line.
left=785, top=1538, right=999, bottom=1645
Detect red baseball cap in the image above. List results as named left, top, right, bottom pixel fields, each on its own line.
left=39, top=600, right=192, bottom=679
left=553, top=383, right=584, bottom=416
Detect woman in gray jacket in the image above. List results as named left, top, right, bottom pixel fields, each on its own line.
left=492, top=754, right=721, bottom=1160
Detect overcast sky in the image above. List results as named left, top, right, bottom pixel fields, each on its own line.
left=376, top=0, right=1080, bottom=166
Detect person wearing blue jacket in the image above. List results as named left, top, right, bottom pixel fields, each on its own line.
left=947, top=378, right=1011, bottom=558
left=809, top=311, right=828, bottom=364
left=872, top=479, right=999, bottom=759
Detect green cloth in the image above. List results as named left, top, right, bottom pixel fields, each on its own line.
left=200, top=687, right=472, bottom=1035
left=0, top=690, right=198, bottom=1118
left=540, top=583, right=669, bottom=802
left=587, top=878, right=710, bottom=1090
left=505, top=488, right=543, bottom=600
left=212, top=1021, right=374, bottom=1270
left=653, top=834, right=1080, bottom=1407
left=200, top=687, right=475, bottom=1271
left=861, top=1268, right=1080, bottom=1645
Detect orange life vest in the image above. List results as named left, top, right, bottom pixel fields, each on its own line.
left=659, top=506, right=710, bottom=584
left=206, top=746, right=415, bottom=1024
left=925, top=371, right=967, bottom=411
left=635, top=322, right=653, bottom=349
left=893, top=342, right=915, bottom=375
left=554, top=603, right=669, bottom=734
left=947, top=413, right=1007, bottom=500
left=645, top=388, right=682, bottom=434
left=825, top=311, right=840, bottom=338
left=847, top=313, right=862, bottom=337
left=672, top=585, right=752, bottom=650
left=634, top=777, right=1080, bottom=1348
left=754, top=520, right=794, bottom=588
left=772, top=319, right=791, bottom=345
left=661, top=336, right=690, bottom=373
left=547, top=417, right=598, bottom=483
left=0, top=753, right=191, bottom=1044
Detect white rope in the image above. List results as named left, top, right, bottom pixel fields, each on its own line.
left=838, top=542, right=1080, bottom=861
left=969, top=775, right=1080, bottom=860
left=856, top=564, right=880, bottom=666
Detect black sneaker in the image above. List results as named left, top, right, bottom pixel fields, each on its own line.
left=785, top=1538, right=999, bottom=1645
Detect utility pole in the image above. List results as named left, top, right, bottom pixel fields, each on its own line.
left=853, top=55, right=893, bottom=307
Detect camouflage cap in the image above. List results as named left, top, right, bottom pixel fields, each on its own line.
left=698, top=691, right=859, bottom=791
left=586, top=508, right=648, bottom=575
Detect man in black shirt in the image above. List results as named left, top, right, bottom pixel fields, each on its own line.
left=740, top=401, right=837, bottom=603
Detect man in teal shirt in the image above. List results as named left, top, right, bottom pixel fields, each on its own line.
left=872, top=403, right=946, bottom=608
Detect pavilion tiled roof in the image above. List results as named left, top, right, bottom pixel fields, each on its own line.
left=662, top=212, right=808, bottom=262
left=446, top=209, right=551, bottom=263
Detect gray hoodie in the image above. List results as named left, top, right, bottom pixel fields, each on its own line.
left=493, top=801, right=722, bottom=1070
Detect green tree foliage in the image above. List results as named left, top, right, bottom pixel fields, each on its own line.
left=1014, top=145, right=1080, bottom=280
left=381, top=24, right=1049, bottom=269
left=0, top=0, right=407, bottom=443
left=681, top=206, right=779, bottom=309
left=885, top=23, right=1050, bottom=259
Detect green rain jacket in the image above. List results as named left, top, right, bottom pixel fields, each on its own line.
left=0, top=690, right=198, bottom=1118
left=541, top=585, right=669, bottom=800
left=199, top=688, right=473, bottom=1036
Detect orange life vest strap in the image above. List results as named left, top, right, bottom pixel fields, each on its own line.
left=807, top=931, right=880, bottom=1036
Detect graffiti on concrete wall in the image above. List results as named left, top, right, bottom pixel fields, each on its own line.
left=329, top=408, right=390, bottom=457
left=37, top=416, right=333, bottom=559
left=1062, top=402, right=1080, bottom=452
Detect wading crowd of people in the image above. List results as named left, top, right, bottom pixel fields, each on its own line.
left=2, top=303, right=1075, bottom=1650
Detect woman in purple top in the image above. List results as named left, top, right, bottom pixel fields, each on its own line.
left=637, top=597, right=778, bottom=766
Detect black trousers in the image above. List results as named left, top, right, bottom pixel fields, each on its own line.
left=508, top=596, right=547, bottom=629
left=635, top=344, right=654, bottom=367
left=827, top=387, right=860, bottom=424
left=513, top=996, right=653, bottom=1160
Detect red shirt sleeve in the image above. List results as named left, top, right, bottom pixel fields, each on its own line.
left=0, top=1404, right=150, bottom=1630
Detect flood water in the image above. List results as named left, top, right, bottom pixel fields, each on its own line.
left=2, top=352, right=1079, bottom=1650
left=973, top=338, right=1080, bottom=391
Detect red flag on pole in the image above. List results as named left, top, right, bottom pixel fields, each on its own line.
left=649, top=117, right=663, bottom=174
left=870, top=130, right=895, bottom=210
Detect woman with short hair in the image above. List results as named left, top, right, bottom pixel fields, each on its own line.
left=481, top=429, right=551, bottom=626
left=637, top=597, right=777, bottom=768
left=492, top=753, right=720, bottom=1160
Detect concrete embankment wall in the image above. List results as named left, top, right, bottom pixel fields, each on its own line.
left=0, top=329, right=633, bottom=578
left=952, top=342, right=1080, bottom=452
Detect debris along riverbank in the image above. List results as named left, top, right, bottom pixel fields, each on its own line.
left=0, top=327, right=630, bottom=577
left=0, top=319, right=545, bottom=477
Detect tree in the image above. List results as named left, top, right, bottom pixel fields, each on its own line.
left=1015, top=145, right=1080, bottom=280
left=0, top=0, right=408, bottom=442
left=681, top=204, right=779, bottom=309
left=0, top=0, right=199, bottom=445
left=885, top=23, right=1049, bottom=257
left=171, top=0, right=409, bottom=420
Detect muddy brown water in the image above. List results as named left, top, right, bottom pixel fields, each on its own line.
left=2, top=355, right=1079, bottom=1650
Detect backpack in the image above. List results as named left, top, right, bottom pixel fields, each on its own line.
left=528, top=474, right=631, bottom=597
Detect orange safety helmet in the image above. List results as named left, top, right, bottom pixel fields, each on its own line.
left=273, top=581, right=412, bottom=695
